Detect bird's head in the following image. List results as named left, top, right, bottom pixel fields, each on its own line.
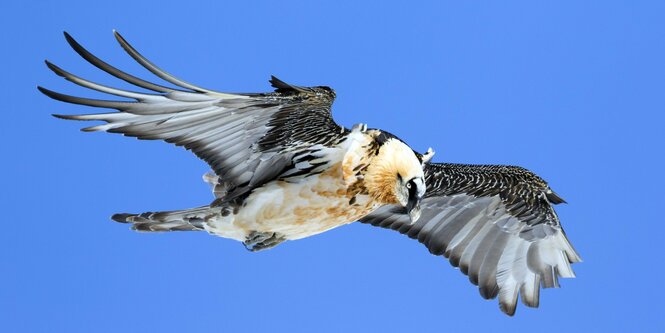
left=365, top=135, right=428, bottom=223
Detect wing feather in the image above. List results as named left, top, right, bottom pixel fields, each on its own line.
left=42, top=31, right=346, bottom=202
left=112, top=31, right=221, bottom=95
left=63, top=31, right=177, bottom=93
left=360, top=163, right=580, bottom=316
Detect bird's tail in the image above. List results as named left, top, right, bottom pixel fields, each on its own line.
left=112, top=206, right=212, bottom=232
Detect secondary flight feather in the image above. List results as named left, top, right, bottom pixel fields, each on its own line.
left=40, top=31, right=580, bottom=316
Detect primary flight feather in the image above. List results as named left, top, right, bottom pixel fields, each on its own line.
left=40, top=31, right=580, bottom=315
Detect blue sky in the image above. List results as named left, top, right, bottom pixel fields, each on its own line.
left=2, top=1, right=664, bottom=332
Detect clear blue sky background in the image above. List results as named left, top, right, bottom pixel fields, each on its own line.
left=2, top=1, right=664, bottom=332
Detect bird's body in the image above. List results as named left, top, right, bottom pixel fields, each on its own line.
left=120, top=127, right=422, bottom=251
left=171, top=128, right=380, bottom=245
left=227, top=128, right=376, bottom=242
left=41, top=31, right=580, bottom=315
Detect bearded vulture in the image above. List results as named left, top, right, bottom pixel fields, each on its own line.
left=40, top=31, right=581, bottom=316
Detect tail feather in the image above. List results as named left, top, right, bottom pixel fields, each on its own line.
left=112, top=206, right=211, bottom=232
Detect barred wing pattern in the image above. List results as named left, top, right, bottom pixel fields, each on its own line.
left=40, top=32, right=346, bottom=202
left=360, top=163, right=581, bottom=315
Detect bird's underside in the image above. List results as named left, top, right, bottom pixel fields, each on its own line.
left=41, top=31, right=581, bottom=316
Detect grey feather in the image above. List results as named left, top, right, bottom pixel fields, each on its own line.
left=42, top=31, right=347, bottom=205
left=360, top=163, right=581, bottom=316
left=114, top=206, right=212, bottom=232
left=113, top=31, right=213, bottom=93
left=63, top=32, right=176, bottom=93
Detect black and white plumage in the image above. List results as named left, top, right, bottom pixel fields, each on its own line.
left=41, top=31, right=580, bottom=315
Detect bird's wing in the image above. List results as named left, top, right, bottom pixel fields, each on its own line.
left=40, top=32, right=347, bottom=201
left=359, top=162, right=581, bottom=315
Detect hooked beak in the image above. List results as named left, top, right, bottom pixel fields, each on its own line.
left=406, top=196, right=422, bottom=224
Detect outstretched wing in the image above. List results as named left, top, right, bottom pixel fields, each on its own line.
left=40, top=31, right=347, bottom=202
left=360, top=163, right=581, bottom=315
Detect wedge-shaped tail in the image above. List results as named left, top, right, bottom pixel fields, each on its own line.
left=112, top=206, right=213, bottom=232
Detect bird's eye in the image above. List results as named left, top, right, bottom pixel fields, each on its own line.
left=406, top=182, right=412, bottom=189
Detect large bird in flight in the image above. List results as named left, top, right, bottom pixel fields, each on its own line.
left=40, top=31, right=580, bottom=316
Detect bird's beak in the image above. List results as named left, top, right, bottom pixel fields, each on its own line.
left=406, top=193, right=422, bottom=224
left=407, top=202, right=421, bottom=223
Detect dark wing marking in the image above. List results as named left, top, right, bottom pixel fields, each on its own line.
left=360, top=163, right=580, bottom=316
left=40, top=31, right=347, bottom=202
